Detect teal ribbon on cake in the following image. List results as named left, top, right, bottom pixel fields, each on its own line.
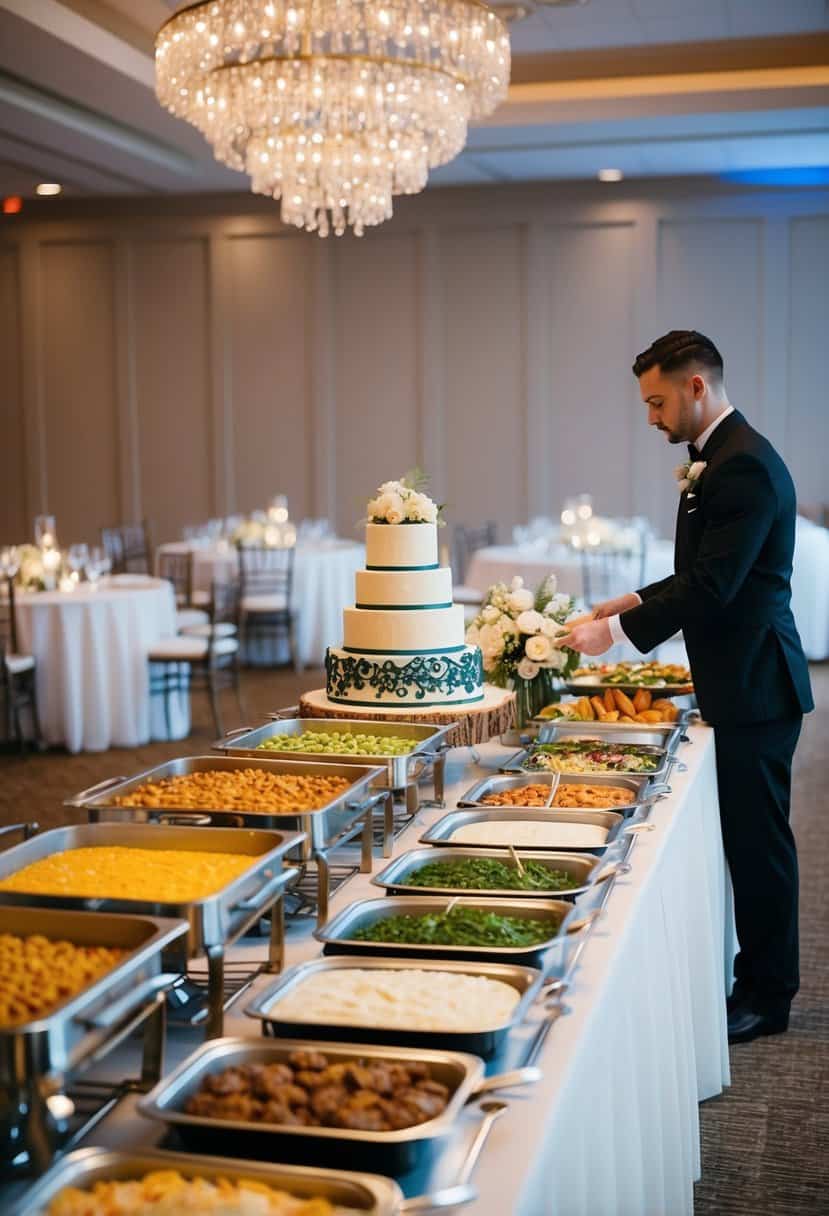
left=354, top=602, right=453, bottom=611
left=364, top=564, right=441, bottom=571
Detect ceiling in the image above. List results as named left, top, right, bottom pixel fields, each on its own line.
left=0, top=0, right=827, bottom=206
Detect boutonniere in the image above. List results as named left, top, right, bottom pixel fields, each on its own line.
left=675, top=460, right=707, bottom=495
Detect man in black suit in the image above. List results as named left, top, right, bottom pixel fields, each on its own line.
left=557, top=330, right=813, bottom=1044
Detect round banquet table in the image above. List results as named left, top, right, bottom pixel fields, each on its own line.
left=12, top=724, right=736, bottom=1215
left=465, top=539, right=675, bottom=603
left=14, top=576, right=190, bottom=753
left=156, top=539, right=365, bottom=667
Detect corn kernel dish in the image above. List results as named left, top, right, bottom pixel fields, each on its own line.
left=47, top=1171, right=335, bottom=1215
left=109, top=769, right=352, bottom=814
left=0, top=933, right=127, bottom=1027
left=0, top=846, right=254, bottom=903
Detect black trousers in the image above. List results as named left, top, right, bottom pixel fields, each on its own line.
left=714, top=715, right=802, bottom=1016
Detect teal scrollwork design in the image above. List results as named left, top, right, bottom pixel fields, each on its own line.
left=326, top=648, right=484, bottom=703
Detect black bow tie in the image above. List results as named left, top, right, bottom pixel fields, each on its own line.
left=688, top=443, right=702, bottom=461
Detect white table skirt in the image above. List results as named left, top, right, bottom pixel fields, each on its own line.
left=157, top=540, right=365, bottom=667
left=53, top=724, right=734, bottom=1214
left=465, top=541, right=675, bottom=604
left=792, top=517, right=829, bottom=660
left=14, top=577, right=189, bottom=753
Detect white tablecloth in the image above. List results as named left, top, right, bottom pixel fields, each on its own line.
left=52, top=725, right=734, bottom=1214
left=14, top=577, right=189, bottom=753
left=156, top=540, right=365, bottom=667
left=465, top=540, right=675, bottom=603
left=792, top=516, right=829, bottom=660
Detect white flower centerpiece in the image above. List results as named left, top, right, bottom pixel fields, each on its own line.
left=465, top=574, right=581, bottom=727
left=366, top=471, right=442, bottom=526
left=14, top=544, right=48, bottom=592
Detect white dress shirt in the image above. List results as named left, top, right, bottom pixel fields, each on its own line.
left=607, top=405, right=735, bottom=646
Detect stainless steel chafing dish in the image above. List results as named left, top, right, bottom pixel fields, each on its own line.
left=246, top=955, right=543, bottom=1058
left=214, top=715, right=457, bottom=813
left=65, top=756, right=388, bottom=926
left=0, top=823, right=303, bottom=1040
left=315, top=894, right=591, bottom=972
left=457, top=771, right=671, bottom=816
left=10, top=1146, right=403, bottom=1216
left=419, top=806, right=629, bottom=853
left=371, top=846, right=624, bottom=901
left=536, top=717, right=688, bottom=751
left=501, top=738, right=684, bottom=784
left=139, top=1036, right=537, bottom=1175
left=0, top=903, right=187, bottom=1175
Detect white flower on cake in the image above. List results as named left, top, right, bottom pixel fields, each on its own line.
left=517, top=657, right=540, bottom=680
left=525, top=634, right=553, bottom=663
left=366, top=470, right=443, bottom=525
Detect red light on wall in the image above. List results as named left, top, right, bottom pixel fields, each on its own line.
left=3, top=196, right=23, bottom=214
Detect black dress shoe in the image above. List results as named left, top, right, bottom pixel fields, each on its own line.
left=727, top=1004, right=789, bottom=1044
left=726, top=987, right=751, bottom=1014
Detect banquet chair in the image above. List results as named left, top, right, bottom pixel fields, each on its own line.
left=0, top=576, right=44, bottom=754
left=236, top=544, right=298, bottom=670
left=101, top=520, right=152, bottom=574
left=148, top=579, right=245, bottom=738
left=452, top=522, right=496, bottom=609
left=155, top=549, right=211, bottom=631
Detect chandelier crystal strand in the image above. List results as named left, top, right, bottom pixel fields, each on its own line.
left=155, top=0, right=510, bottom=235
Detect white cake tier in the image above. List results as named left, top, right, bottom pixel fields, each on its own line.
left=365, top=522, right=438, bottom=570
left=343, top=604, right=466, bottom=652
left=326, top=644, right=485, bottom=706
left=354, top=567, right=453, bottom=609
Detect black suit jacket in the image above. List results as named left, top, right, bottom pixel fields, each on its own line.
left=620, top=409, right=813, bottom=726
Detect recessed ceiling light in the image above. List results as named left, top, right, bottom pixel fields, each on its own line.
left=36, top=183, right=62, bottom=196
left=598, top=168, right=623, bottom=182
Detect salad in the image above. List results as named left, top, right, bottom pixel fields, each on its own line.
left=526, top=739, right=662, bottom=774
left=572, top=660, right=692, bottom=688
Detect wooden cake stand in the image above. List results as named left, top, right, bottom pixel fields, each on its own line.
left=297, top=684, right=516, bottom=748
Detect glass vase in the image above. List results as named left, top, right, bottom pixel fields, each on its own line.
left=512, top=670, right=560, bottom=730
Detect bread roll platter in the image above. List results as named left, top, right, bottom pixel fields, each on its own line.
left=65, top=756, right=391, bottom=923
left=0, top=823, right=304, bottom=1039
left=0, top=904, right=188, bottom=1174
left=213, top=715, right=457, bottom=813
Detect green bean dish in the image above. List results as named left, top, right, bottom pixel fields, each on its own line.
left=405, top=857, right=575, bottom=893
left=350, top=906, right=560, bottom=948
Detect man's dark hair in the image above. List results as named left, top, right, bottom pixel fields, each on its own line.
left=632, top=330, right=724, bottom=381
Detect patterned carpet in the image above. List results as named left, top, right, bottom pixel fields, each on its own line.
left=0, top=665, right=826, bottom=1213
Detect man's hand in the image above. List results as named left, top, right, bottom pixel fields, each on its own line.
left=591, top=592, right=641, bottom=620
left=553, top=617, right=614, bottom=657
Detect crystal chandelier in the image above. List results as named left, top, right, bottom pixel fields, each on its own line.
left=155, top=1, right=510, bottom=236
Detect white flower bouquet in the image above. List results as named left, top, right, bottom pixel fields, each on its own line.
left=14, top=544, right=46, bottom=592
left=465, top=574, right=581, bottom=725
left=366, top=470, right=443, bottom=526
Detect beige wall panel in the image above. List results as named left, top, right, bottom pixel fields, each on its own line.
left=787, top=215, right=829, bottom=514
left=441, top=226, right=525, bottom=539
left=0, top=248, right=26, bottom=542
left=543, top=222, right=637, bottom=521
left=41, top=242, right=119, bottom=544
left=228, top=235, right=311, bottom=520
left=332, top=234, right=420, bottom=538
left=132, top=238, right=211, bottom=544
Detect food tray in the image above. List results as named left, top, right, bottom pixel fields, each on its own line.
left=420, top=807, right=627, bottom=853
left=315, top=894, right=584, bottom=970
left=536, top=719, right=686, bottom=751
left=0, top=824, right=304, bottom=1039
left=565, top=675, right=694, bottom=697
left=139, top=1035, right=533, bottom=1175
left=0, top=906, right=187, bottom=1174
left=501, top=740, right=676, bottom=783
left=245, top=955, right=543, bottom=1057
left=457, top=771, right=665, bottom=816
left=371, top=846, right=606, bottom=901
left=214, top=717, right=456, bottom=803
left=10, top=1146, right=402, bottom=1216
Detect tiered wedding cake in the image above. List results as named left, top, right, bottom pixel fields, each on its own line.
left=325, top=479, right=485, bottom=707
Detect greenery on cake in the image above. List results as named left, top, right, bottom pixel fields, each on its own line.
left=366, top=469, right=445, bottom=525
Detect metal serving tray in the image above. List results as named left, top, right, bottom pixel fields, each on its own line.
left=420, top=807, right=627, bottom=853
left=315, top=894, right=585, bottom=971
left=456, top=770, right=665, bottom=816
left=537, top=718, right=685, bottom=751
left=0, top=906, right=187, bottom=1175
left=11, top=1146, right=403, bottom=1216
left=139, top=1035, right=536, bottom=1176
left=565, top=672, right=694, bottom=697
left=214, top=717, right=456, bottom=804
left=371, top=846, right=609, bottom=901
left=0, top=824, right=304, bottom=1039
left=501, top=739, right=677, bottom=783
left=245, top=954, right=543, bottom=1057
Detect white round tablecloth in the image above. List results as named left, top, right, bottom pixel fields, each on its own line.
left=14, top=576, right=190, bottom=753
left=157, top=539, right=365, bottom=667
left=465, top=539, right=675, bottom=603
left=792, top=516, right=829, bottom=660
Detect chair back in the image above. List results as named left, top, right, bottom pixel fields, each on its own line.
left=156, top=549, right=195, bottom=607
left=0, top=575, right=17, bottom=656
left=236, top=545, right=295, bottom=604
left=452, top=522, right=497, bottom=582
left=580, top=537, right=648, bottom=608
left=101, top=521, right=151, bottom=574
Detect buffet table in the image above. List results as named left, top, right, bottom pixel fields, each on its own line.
left=13, top=577, right=189, bottom=752
left=156, top=539, right=365, bottom=666
left=17, top=724, right=733, bottom=1215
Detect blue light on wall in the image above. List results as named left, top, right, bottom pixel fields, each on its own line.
left=720, top=167, right=829, bottom=187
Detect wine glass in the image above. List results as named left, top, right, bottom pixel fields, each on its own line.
left=85, top=546, right=108, bottom=589
left=67, top=544, right=89, bottom=582
left=34, top=515, right=57, bottom=550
